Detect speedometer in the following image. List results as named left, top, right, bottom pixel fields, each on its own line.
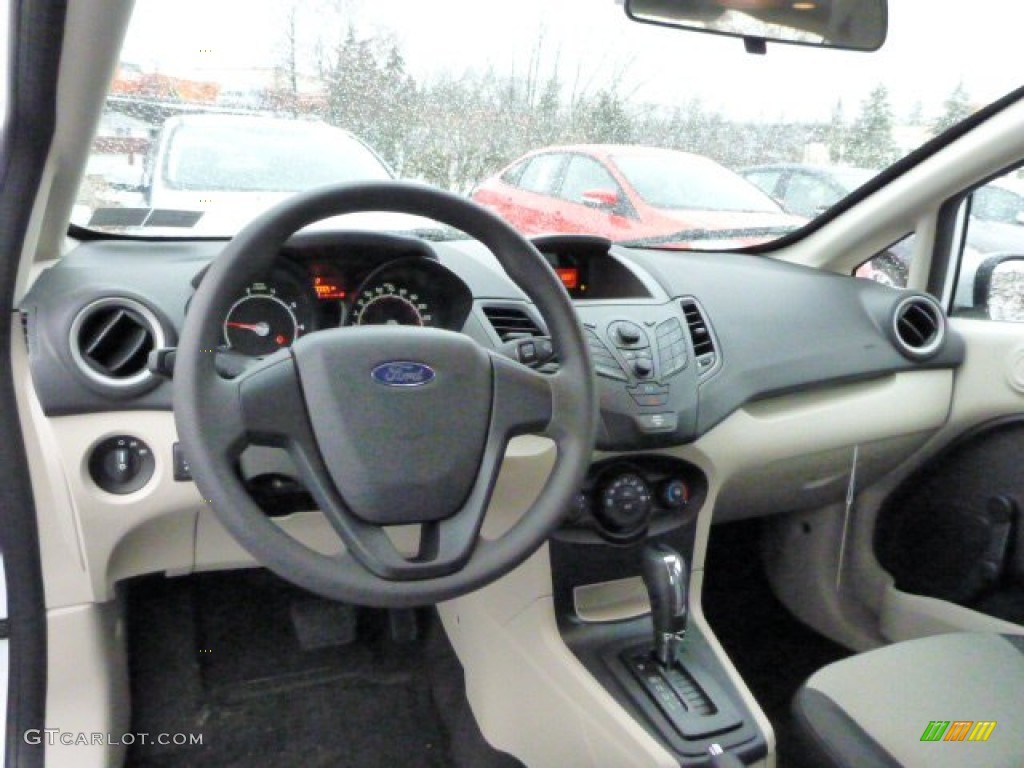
left=222, top=272, right=312, bottom=356
left=353, top=281, right=434, bottom=327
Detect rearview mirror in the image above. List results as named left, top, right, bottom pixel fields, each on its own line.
left=624, top=0, right=887, bottom=53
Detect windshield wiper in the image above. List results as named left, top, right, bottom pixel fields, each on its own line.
left=618, top=225, right=799, bottom=249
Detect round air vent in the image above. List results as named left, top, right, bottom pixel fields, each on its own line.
left=69, top=297, right=167, bottom=390
left=891, top=294, right=945, bottom=360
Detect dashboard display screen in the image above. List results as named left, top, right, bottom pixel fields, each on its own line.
left=556, top=267, right=580, bottom=291
left=313, top=276, right=346, bottom=300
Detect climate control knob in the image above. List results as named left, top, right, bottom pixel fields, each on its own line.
left=595, top=472, right=652, bottom=541
left=660, top=478, right=690, bottom=509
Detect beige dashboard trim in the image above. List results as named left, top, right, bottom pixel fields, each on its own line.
left=439, top=548, right=681, bottom=768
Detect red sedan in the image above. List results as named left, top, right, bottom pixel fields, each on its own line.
left=471, top=144, right=804, bottom=248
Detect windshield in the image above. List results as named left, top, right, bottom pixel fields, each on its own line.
left=72, top=0, right=1023, bottom=247
left=612, top=152, right=782, bottom=213
left=159, top=119, right=391, bottom=193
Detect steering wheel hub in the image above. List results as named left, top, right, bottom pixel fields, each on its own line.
left=293, top=326, right=492, bottom=525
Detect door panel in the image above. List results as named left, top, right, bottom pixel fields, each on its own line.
left=875, top=417, right=1024, bottom=623
left=872, top=319, right=1024, bottom=631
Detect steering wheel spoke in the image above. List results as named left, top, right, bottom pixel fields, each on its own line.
left=490, top=352, right=556, bottom=438
left=236, top=350, right=311, bottom=448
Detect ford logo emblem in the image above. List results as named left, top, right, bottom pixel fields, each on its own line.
left=370, top=361, right=436, bottom=388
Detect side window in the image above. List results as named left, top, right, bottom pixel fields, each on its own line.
left=782, top=173, right=841, bottom=218
left=855, top=235, right=915, bottom=289
left=517, top=154, right=565, bottom=196
left=972, top=186, right=1024, bottom=224
left=560, top=155, right=619, bottom=204
left=500, top=159, right=527, bottom=187
left=953, top=171, right=1024, bottom=320
left=743, top=170, right=782, bottom=198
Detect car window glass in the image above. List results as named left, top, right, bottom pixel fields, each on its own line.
left=855, top=234, right=915, bottom=289
left=517, top=154, right=564, bottom=196
left=972, top=186, right=1024, bottom=224
left=743, top=170, right=782, bottom=197
left=162, top=122, right=390, bottom=193
left=612, top=153, right=779, bottom=213
left=952, top=170, right=1024, bottom=320
left=560, top=155, right=619, bottom=204
left=783, top=173, right=840, bottom=217
left=501, top=160, right=527, bottom=186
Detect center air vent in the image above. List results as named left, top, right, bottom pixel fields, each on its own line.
left=680, top=298, right=718, bottom=374
left=481, top=305, right=559, bottom=373
left=891, top=294, right=945, bottom=360
left=482, top=305, right=544, bottom=342
left=70, top=298, right=166, bottom=390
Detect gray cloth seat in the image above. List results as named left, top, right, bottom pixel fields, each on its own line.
left=792, top=632, right=1024, bottom=768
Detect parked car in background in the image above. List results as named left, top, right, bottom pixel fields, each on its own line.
left=91, top=114, right=396, bottom=234
left=744, top=164, right=1024, bottom=289
left=472, top=145, right=803, bottom=248
left=740, top=163, right=875, bottom=218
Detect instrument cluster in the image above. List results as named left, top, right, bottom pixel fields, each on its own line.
left=220, top=253, right=472, bottom=357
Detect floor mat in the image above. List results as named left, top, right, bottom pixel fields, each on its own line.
left=702, top=519, right=851, bottom=768
left=124, top=570, right=453, bottom=768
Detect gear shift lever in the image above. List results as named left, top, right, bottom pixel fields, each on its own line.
left=641, top=543, right=688, bottom=668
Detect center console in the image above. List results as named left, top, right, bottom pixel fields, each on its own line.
left=550, top=456, right=767, bottom=767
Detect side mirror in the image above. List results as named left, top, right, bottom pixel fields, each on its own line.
left=973, top=253, right=1024, bottom=321
left=581, top=188, right=620, bottom=210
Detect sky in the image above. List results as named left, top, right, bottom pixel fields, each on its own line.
left=118, top=0, right=1024, bottom=125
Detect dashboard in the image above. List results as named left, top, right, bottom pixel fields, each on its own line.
left=20, top=230, right=964, bottom=437
left=14, top=225, right=967, bottom=601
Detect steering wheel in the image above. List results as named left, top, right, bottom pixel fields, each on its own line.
left=173, top=181, right=596, bottom=607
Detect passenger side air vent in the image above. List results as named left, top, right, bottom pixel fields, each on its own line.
left=681, top=298, right=718, bottom=374
left=891, top=294, right=945, bottom=360
left=69, top=298, right=166, bottom=390
left=482, top=305, right=545, bottom=342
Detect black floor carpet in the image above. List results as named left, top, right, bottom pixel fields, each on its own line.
left=702, top=519, right=851, bottom=768
left=123, top=570, right=519, bottom=768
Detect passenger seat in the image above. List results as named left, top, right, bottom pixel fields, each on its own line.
left=792, top=632, right=1024, bottom=767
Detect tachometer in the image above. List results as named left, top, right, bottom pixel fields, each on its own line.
left=353, top=281, right=433, bottom=327
left=223, top=289, right=303, bottom=355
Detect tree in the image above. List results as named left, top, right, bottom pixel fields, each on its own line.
left=845, top=84, right=898, bottom=169
left=322, top=28, right=418, bottom=174
left=933, top=82, right=972, bottom=134
left=574, top=88, right=633, bottom=144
